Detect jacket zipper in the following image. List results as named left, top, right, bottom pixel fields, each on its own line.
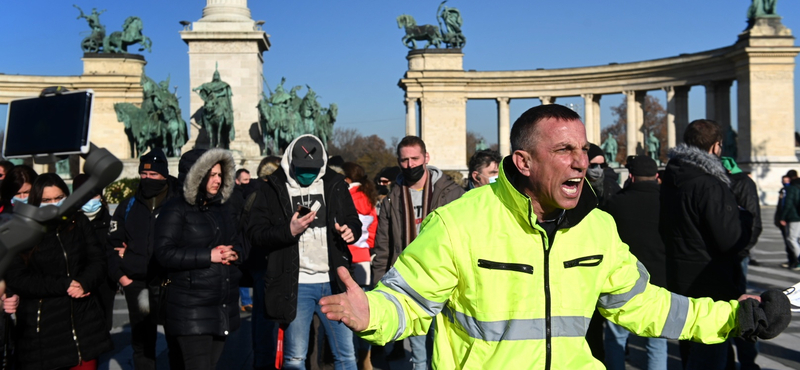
left=36, top=299, right=43, bottom=333
left=528, top=203, right=552, bottom=370
left=208, top=212, right=230, bottom=334
left=563, top=254, right=603, bottom=268
left=56, top=231, right=83, bottom=364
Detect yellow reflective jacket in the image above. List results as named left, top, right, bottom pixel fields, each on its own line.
left=360, top=158, right=740, bottom=370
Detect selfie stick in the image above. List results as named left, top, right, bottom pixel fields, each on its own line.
left=0, top=144, right=122, bottom=276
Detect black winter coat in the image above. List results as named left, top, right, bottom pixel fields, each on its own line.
left=154, top=148, right=242, bottom=337
left=107, top=177, right=182, bottom=283
left=603, top=181, right=667, bottom=288
left=154, top=197, right=242, bottom=336
left=728, top=172, right=762, bottom=257
left=6, top=214, right=113, bottom=370
left=247, top=167, right=361, bottom=325
left=659, top=145, right=752, bottom=301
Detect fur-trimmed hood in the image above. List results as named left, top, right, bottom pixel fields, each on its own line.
left=666, top=143, right=731, bottom=187
left=182, top=148, right=236, bottom=205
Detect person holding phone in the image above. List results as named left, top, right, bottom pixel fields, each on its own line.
left=247, top=135, right=362, bottom=370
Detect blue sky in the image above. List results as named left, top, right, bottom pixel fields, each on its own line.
left=2, top=0, right=799, bottom=148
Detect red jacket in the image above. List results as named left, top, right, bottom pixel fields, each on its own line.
left=348, top=184, right=377, bottom=263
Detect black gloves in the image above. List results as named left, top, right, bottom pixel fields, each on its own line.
left=738, top=289, right=791, bottom=342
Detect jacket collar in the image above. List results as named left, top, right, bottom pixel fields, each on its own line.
left=495, top=156, right=597, bottom=230
left=666, top=144, right=730, bottom=187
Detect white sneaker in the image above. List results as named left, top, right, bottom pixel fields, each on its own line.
left=782, top=282, right=800, bottom=313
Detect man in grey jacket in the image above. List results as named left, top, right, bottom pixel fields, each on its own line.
left=372, top=136, right=464, bottom=369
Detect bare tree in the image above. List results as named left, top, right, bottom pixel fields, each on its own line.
left=601, top=95, right=668, bottom=164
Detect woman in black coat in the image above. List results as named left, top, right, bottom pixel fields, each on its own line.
left=154, top=148, right=242, bottom=370
left=73, top=173, right=116, bottom=332
left=5, top=173, right=112, bottom=370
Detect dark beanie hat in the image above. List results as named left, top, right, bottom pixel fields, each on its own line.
left=139, top=148, right=169, bottom=178
left=625, top=155, right=658, bottom=177
left=588, top=144, right=605, bottom=161
left=178, top=149, right=207, bottom=185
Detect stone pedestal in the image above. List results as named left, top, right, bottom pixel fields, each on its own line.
left=734, top=17, right=800, bottom=204
left=406, top=49, right=467, bottom=172
left=81, top=54, right=146, bottom=161
left=180, top=0, right=270, bottom=158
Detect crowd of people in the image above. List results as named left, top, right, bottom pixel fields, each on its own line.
left=0, top=104, right=792, bottom=370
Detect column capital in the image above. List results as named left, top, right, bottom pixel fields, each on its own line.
left=496, top=96, right=510, bottom=104
left=662, top=86, right=674, bottom=94
left=405, top=97, right=418, bottom=104
left=580, top=93, right=594, bottom=100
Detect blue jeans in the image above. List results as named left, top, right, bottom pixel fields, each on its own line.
left=250, top=269, right=277, bottom=369
left=240, top=287, right=252, bottom=306
left=604, top=321, right=666, bottom=370
left=283, top=283, right=356, bottom=370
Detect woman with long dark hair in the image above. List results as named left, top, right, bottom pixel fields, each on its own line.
left=341, top=162, right=378, bottom=369
left=0, top=165, right=38, bottom=214
left=5, top=173, right=112, bottom=370
left=154, top=149, right=242, bottom=370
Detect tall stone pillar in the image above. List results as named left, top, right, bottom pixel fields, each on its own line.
left=675, top=86, right=690, bottom=147
left=582, top=94, right=601, bottom=144
left=406, top=49, right=467, bottom=172
left=733, top=17, right=800, bottom=204
left=625, top=90, right=645, bottom=156
left=664, top=86, right=677, bottom=149
left=405, top=98, right=417, bottom=136
left=180, top=0, right=270, bottom=157
left=497, top=97, right=510, bottom=156
left=706, top=80, right=732, bottom=128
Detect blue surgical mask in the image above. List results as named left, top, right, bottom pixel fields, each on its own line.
left=40, top=198, right=66, bottom=208
left=488, top=176, right=498, bottom=184
left=11, top=196, right=28, bottom=205
left=82, top=198, right=102, bottom=213
left=294, top=167, right=320, bottom=187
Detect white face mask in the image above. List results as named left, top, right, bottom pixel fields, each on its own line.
left=488, top=176, right=498, bottom=184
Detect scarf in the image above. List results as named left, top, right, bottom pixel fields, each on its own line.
left=401, top=171, right=433, bottom=247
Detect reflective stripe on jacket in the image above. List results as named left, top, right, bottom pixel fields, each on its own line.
left=360, top=157, right=740, bottom=370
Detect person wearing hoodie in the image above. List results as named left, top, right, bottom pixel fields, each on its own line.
left=586, top=143, right=620, bottom=209
left=659, top=119, right=753, bottom=370
left=154, top=148, right=243, bottom=370
left=371, top=136, right=465, bottom=370
left=107, top=148, right=183, bottom=370
left=247, top=135, right=362, bottom=370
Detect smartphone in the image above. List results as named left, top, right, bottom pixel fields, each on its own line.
left=4, top=89, right=94, bottom=158
left=296, top=200, right=321, bottom=217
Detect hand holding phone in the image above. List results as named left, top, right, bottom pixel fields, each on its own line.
left=291, top=201, right=320, bottom=236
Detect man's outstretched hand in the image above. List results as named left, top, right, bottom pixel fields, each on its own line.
left=319, top=266, right=370, bottom=332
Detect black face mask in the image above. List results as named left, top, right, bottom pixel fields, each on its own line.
left=401, top=164, right=426, bottom=184
left=139, top=178, right=167, bottom=199
left=377, top=184, right=389, bottom=195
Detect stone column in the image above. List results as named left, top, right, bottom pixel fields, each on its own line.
left=705, top=82, right=716, bottom=121
left=497, top=97, right=510, bottom=156
left=582, top=94, right=601, bottom=144
left=539, top=96, right=555, bottom=105
left=180, top=0, right=270, bottom=158
left=407, top=50, right=467, bottom=171
left=625, top=90, right=645, bottom=156
left=733, top=17, right=800, bottom=205
left=664, top=86, right=677, bottom=149
left=706, top=80, right=732, bottom=129
left=592, top=95, right=602, bottom=145
left=675, top=86, right=690, bottom=146
left=405, top=98, right=417, bottom=136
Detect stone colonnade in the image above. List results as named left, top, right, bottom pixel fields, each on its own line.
left=400, top=18, right=799, bottom=204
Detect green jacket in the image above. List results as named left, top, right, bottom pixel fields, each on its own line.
left=780, top=184, right=800, bottom=222
left=360, top=158, right=740, bottom=370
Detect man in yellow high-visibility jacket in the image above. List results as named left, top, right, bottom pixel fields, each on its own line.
left=320, top=104, right=784, bottom=370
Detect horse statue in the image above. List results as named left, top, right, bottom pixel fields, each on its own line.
left=114, top=102, right=160, bottom=158
left=104, top=16, right=152, bottom=53
left=193, top=69, right=235, bottom=149
left=396, top=14, right=441, bottom=49
left=257, top=93, right=278, bottom=155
